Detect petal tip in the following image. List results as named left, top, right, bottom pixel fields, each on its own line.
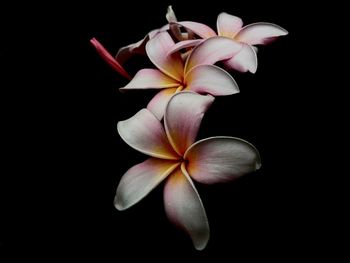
left=250, top=67, right=257, bottom=74
left=119, top=88, right=127, bottom=93
left=255, top=159, right=262, bottom=170
left=114, top=196, right=127, bottom=211
left=281, top=28, right=289, bottom=35
left=193, top=235, right=209, bottom=250
left=206, top=94, right=215, bottom=103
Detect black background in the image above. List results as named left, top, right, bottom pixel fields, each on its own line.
left=1, top=0, right=328, bottom=260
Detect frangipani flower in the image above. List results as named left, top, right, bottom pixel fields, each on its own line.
left=115, top=91, right=261, bottom=250
left=169, top=12, right=288, bottom=73
left=121, top=31, right=243, bottom=119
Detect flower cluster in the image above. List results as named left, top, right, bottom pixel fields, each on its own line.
left=91, top=6, right=287, bottom=250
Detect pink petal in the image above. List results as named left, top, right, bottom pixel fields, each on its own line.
left=145, top=32, right=184, bottom=82
left=176, top=21, right=217, bottom=39
left=147, top=87, right=178, bottom=120
left=120, top=69, right=179, bottom=90
left=185, top=65, right=239, bottom=95
left=90, top=38, right=131, bottom=80
left=164, top=92, right=214, bottom=156
left=185, top=36, right=243, bottom=73
left=164, top=165, right=209, bottom=250
left=166, top=39, right=204, bottom=56
left=223, top=43, right=258, bottom=73
left=235, top=22, right=288, bottom=45
left=184, top=136, right=261, bottom=184
left=117, top=109, right=179, bottom=160
left=216, top=12, right=243, bottom=38
left=115, top=158, right=180, bottom=210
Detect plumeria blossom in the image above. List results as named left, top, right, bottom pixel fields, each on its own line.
left=169, top=12, right=288, bottom=73
left=121, top=31, right=243, bottom=119
left=115, top=92, right=261, bottom=250
left=90, top=5, right=286, bottom=250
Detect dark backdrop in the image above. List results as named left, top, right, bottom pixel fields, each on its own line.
left=1, top=0, right=323, bottom=261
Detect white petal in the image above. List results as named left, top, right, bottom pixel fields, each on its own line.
left=167, top=39, right=204, bottom=56
left=185, top=36, right=242, bottom=73
left=223, top=44, right=258, bottom=73
left=117, top=109, right=179, bottom=160
left=164, top=92, right=214, bottom=155
left=115, top=158, right=180, bottom=210
left=120, top=69, right=179, bottom=90
left=186, top=65, right=239, bottom=95
left=176, top=21, right=217, bottom=39
left=146, top=32, right=184, bottom=82
left=184, top=136, right=261, bottom=184
left=216, top=12, right=243, bottom=38
left=235, top=22, right=288, bottom=45
left=164, top=165, right=210, bottom=250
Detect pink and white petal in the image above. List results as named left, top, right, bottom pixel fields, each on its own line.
left=223, top=44, right=257, bottom=73
left=164, top=165, right=210, bottom=250
left=185, top=36, right=243, bottom=73
left=117, top=109, right=179, bottom=160
left=115, top=158, right=180, bottom=210
left=235, top=22, right=288, bottom=45
left=146, top=32, right=184, bottom=82
left=184, top=136, right=262, bottom=184
left=186, top=65, right=239, bottom=95
left=147, top=87, right=178, bottom=120
left=176, top=21, right=217, bottom=39
left=90, top=38, right=131, bottom=80
left=120, top=69, right=179, bottom=90
left=216, top=12, right=243, bottom=38
left=164, top=92, right=214, bottom=156
left=167, top=39, right=204, bottom=56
